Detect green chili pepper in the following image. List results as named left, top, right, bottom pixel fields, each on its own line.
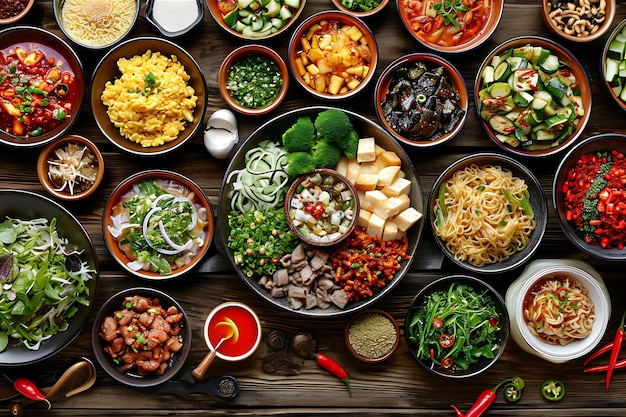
left=503, top=383, right=521, bottom=403
left=541, top=379, right=565, bottom=401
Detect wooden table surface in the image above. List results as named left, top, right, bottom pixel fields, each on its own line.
left=2, top=0, right=626, bottom=415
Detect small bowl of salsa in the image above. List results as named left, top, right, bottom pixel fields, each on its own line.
left=218, top=44, right=289, bottom=116
left=397, top=0, right=503, bottom=54
left=286, top=168, right=360, bottom=247
left=0, top=26, right=85, bottom=148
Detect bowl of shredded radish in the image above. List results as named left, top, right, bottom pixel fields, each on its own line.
left=218, top=106, right=425, bottom=316
left=102, top=170, right=214, bottom=280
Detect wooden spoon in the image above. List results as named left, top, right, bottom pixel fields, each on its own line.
left=192, top=320, right=238, bottom=381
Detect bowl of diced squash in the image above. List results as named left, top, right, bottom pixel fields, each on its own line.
left=287, top=10, right=378, bottom=100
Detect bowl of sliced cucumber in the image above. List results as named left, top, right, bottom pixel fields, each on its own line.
left=206, top=0, right=306, bottom=41
left=474, top=36, right=592, bottom=158
left=602, top=18, right=626, bottom=113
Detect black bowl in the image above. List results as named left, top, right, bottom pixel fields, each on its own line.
left=553, top=133, right=626, bottom=261
left=405, top=275, right=509, bottom=378
left=91, top=287, right=191, bottom=388
left=429, top=153, right=547, bottom=274
left=0, top=190, right=99, bottom=366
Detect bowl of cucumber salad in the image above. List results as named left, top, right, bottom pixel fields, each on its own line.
left=602, top=18, right=626, bottom=113
left=206, top=0, right=306, bottom=40
left=474, top=36, right=592, bottom=158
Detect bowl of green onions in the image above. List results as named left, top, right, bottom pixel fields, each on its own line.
left=331, top=0, right=389, bottom=18
left=405, top=275, right=509, bottom=378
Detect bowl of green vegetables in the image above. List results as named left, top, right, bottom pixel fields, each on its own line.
left=405, top=275, right=509, bottom=378
left=330, top=0, right=389, bottom=18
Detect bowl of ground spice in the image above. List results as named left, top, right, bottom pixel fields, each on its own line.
left=345, top=309, right=400, bottom=363
left=218, top=44, right=289, bottom=116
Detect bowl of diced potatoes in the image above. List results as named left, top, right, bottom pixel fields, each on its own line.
left=287, top=10, right=378, bottom=100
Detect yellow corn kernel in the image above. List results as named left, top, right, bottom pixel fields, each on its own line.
left=314, top=75, right=326, bottom=93
left=346, top=77, right=360, bottom=90
left=339, top=86, right=349, bottom=94
left=299, top=51, right=310, bottom=66
left=346, top=65, right=363, bottom=77
left=307, top=47, right=325, bottom=64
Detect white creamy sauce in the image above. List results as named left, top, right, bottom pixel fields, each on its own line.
left=151, top=0, right=199, bottom=33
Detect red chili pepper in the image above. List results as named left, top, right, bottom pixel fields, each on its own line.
left=583, top=359, right=626, bottom=373
left=451, top=377, right=524, bottom=417
left=583, top=333, right=626, bottom=366
left=432, top=317, right=443, bottom=328
left=314, top=353, right=351, bottom=397
left=606, top=309, right=626, bottom=389
left=555, top=287, right=567, bottom=301
left=438, top=333, right=455, bottom=348
left=3, top=375, right=51, bottom=408
left=441, top=357, right=454, bottom=369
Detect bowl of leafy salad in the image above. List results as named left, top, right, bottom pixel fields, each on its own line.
left=219, top=106, right=425, bottom=316
left=0, top=190, right=99, bottom=366
left=331, top=0, right=390, bottom=18
left=405, top=275, right=509, bottom=378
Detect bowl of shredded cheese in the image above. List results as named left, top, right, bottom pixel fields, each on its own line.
left=53, top=0, right=140, bottom=50
left=91, top=37, right=207, bottom=156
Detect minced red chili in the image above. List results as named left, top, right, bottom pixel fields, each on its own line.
left=562, top=150, right=626, bottom=250
left=0, top=0, right=29, bottom=19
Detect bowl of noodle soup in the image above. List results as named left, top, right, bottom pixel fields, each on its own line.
left=429, top=153, right=547, bottom=274
left=505, top=259, right=611, bottom=363
left=53, top=0, right=140, bottom=50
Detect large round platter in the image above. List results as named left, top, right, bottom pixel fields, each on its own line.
left=0, top=190, right=99, bottom=366
left=219, top=106, right=424, bottom=316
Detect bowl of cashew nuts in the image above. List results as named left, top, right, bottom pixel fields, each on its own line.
left=542, top=0, right=616, bottom=43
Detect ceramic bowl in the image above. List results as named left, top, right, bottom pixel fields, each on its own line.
left=474, top=36, right=592, bottom=158
left=429, top=153, right=548, bottom=274
left=505, top=259, right=611, bottom=363
left=374, top=53, right=468, bottom=148
left=542, top=0, right=616, bottom=43
left=91, top=287, right=191, bottom=387
left=0, top=190, right=99, bottom=367
left=601, top=18, right=626, bottom=113
left=0, top=0, right=35, bottom=25
left=37, top=135, right=105, bottom=201
left=102, top=170, right=214, bottom=280
left=206, top=0, right=306, bottom=41
left=91, top=37, right=207, bottom=157
left=145, top=0, right=204, bottom=38
left=396, top=0, right=503, bottom=54
left=285, top=168, right=360, bottom=247
left=53, top=0, right=140, bottom=50
left=345, top=309, right=400, bottom=363
left=405, top=275, right=509, bottom=378
left=287, top=10, right=378, bottom=100
left=219, top=44, right=289, bottom=116
left=553, top=133, right=626, bottom=260
left=331, top=0, right=389, bottom=18
left=0, top=26, right=85, bottom=148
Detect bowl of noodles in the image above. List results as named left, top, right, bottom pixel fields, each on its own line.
left=429, top=153, right=548, bottom=274
left=53, top=0, right=140, bottom=50
left=102, top=170, right=214, bottom=280
left=91, top=37, right=207, bottom=157
left=505, top=259, right=611, bottom=363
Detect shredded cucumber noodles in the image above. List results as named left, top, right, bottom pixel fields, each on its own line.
left=226, top=140, right=289, bottom=212
left=0, top=217, right=94, bottom=352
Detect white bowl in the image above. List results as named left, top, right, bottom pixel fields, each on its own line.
left=505, top=259, right=611, bottom=364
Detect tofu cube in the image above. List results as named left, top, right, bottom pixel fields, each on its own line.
left=396, top=194, right=411, bottom=212
left=366, top=213, right=386, bottom=238
left=377, top=165, right=401, bottom=188
left=335, top=156, right=349, bottom=177
left=395, top=207, right=423, bottom=232
left=357, top=137, right=376, bottom=163
left=361, top=190, right=388, bottom=212
left=381, top=177, right=412, bottom=198
left=373, top=196, right=404, bottom=219
left=346, top=158, right=362, bottom=184
left=377, top=150, right=402, bottom=166
left=355, top=173, right=378, bottom=191
left=357, top=208, right=372, bottom=228
left=383, top=220, right=399, bottom=241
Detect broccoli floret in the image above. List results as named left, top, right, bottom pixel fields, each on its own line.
left=286, top=151, right=316, bottom=177
left=282, top=117, right=315, bottom=153
left=314, top=109, right=354, bottom=147
left=342, top=128, right=360, bottom=159
left=311, top=139, right=342, bottom=169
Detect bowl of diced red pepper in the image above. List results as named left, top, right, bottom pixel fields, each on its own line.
left=553, top=133, right=626, bottom=260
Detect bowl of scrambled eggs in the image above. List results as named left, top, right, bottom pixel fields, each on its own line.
left=91, top=37, right=207, bottom=156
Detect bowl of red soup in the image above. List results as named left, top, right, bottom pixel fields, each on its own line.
left=553, top=134, right=626, bottom=260
left=506, top=259, right=610, bottom=363
left=397, top=0, right=503, bottom=54
left=0, top=26, right=85, bottom=148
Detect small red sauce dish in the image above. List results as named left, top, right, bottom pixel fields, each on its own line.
left=397, top=0, right=503, bottom=54
left=37, top=134, right=105, bottom=201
